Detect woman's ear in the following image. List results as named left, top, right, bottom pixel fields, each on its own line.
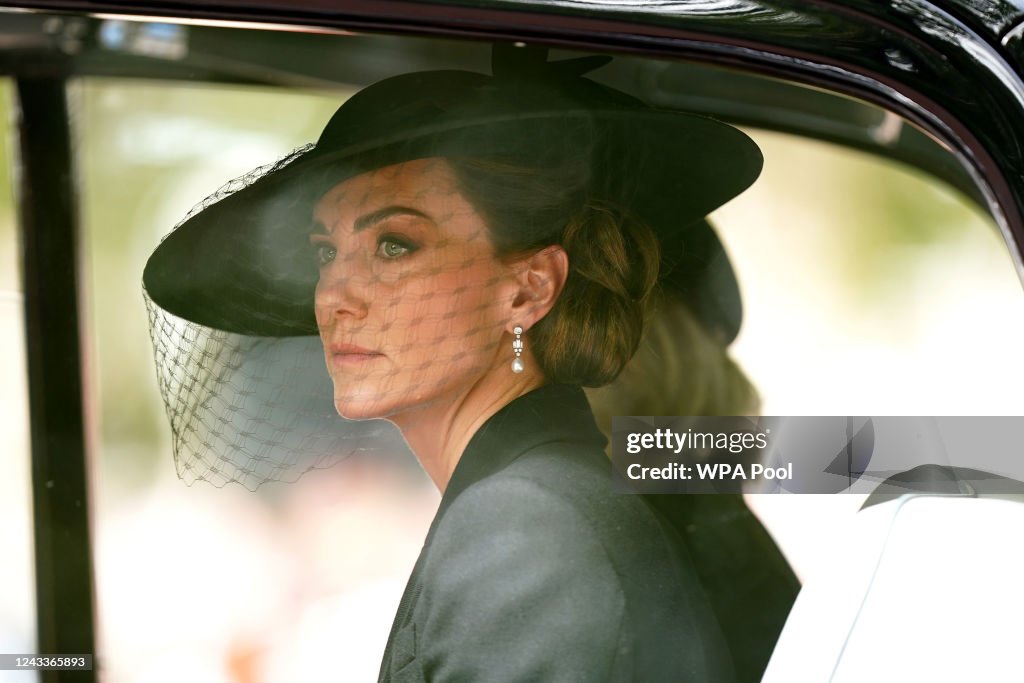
left=508, top=245, right=569, bottom=331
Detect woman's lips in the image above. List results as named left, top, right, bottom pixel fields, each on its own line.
left=328, top=343, right=385, bottom=368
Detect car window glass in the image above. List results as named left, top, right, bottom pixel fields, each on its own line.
left=715, top=129, right=1024, bottom=416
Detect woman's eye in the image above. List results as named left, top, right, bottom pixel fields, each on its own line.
left=315, top=244, right=337, bottom=266
left=376, top=236, right=417, bottom=259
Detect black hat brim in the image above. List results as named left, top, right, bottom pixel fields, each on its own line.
left=143, top=107, right=760, bottom=341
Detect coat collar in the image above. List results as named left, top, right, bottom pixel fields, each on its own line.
left=437, top=383, right=607, bottom=518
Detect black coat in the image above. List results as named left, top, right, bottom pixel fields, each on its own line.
left=378, top=384, right=792, bottom=682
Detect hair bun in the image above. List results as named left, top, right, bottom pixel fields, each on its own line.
left=533, top=201, right=660, bottom=387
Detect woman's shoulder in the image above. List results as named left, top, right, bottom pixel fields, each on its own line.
left=432, top=440, right=700, bottom=610
left=419, top=442, right=735, bottom=681
left=495, top=440, right=665, bottom=534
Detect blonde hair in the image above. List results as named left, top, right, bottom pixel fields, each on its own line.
left=587, top=291, right=759, bottom=436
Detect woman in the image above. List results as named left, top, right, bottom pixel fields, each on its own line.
left=587, top=290, right=800, bottom=683
left=144, top=46, right=764, bottom=681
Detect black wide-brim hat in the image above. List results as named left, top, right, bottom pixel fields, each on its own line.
left=144, top=46, right=762, bottom=343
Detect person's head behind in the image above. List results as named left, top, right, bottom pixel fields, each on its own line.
left=587, top=290, right=761, bottom=438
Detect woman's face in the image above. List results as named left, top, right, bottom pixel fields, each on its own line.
left=311, top=158, right=518, bottom=421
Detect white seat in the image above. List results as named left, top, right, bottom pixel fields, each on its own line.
left=762, top=493, right=1024, bottom=683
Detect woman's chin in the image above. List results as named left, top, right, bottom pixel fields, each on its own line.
left=332, top=385, right=406, bottom=421
left=333, top=396, right=387, bottom=421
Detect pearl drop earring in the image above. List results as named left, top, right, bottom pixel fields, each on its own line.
left=511, top=325, right=524, bottom=373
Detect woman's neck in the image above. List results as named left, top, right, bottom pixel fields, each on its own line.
left=391, top=360, right=545, bottom=492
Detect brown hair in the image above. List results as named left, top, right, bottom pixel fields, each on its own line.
left=448, top=157, right=660, bottom=387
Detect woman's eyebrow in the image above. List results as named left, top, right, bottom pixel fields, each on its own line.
left=308, top=205, right=432, bottom=237
left=353, top=205, right=432, bottom=233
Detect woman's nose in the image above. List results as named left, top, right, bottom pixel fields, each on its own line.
left=314, top=263, right=371, bottom=326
